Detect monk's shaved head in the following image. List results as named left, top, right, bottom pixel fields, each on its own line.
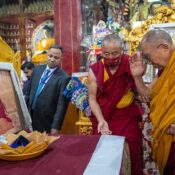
left=102, top=33, right=124, bottom=48
left=141, top=29, right=174, bottom=68
left=142, top=29, right=173, bottom=45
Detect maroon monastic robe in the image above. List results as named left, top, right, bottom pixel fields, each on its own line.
left=90, top=54, right=143, bottom=175
left=0, top=99, right=13, bottom=134
left=163, top=142, right=175, bottom=175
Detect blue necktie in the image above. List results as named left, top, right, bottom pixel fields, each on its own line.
left=32, top=69, right=51, bottom=109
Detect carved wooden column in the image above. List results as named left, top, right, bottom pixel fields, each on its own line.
left=18, top=0, right=26, bottom=63
left=54, top=0, right=82, bottom=75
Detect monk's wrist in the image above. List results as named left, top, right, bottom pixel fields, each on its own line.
left=133, top=75, right=143, bottom=79
left=97, top=117, right=106, bottom=123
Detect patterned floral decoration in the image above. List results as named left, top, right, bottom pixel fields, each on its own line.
left=141, top=103, right=160, bottom=175
left=63, top=77, right=91, bottom=117
left=79, top=125, right=93, bottom=135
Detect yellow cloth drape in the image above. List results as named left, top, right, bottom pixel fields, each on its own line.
left=101, top=59, right=134, bottom=108
left=0, top=36, right=15, bottom=62
left=0, top=36, right=21, bottom=75
left=150, top=51, right=175, bottom=175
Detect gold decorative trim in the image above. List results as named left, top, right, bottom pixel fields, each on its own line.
left=76, top=111, right=93, bottom=135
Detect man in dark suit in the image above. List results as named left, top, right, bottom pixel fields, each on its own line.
left=26, top=44, right=70, bottom=134
left=21, top=61, right=35, bottom=103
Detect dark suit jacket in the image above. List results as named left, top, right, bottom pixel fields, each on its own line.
left=23, top=78, right=31, bottom=103
left=26, top=64, right=70, bottom=133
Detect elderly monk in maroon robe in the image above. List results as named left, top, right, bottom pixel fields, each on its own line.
left=88, top=33, right=143, bottom=175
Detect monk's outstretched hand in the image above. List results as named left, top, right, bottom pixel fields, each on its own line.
left=98, top=120, right=112, bottom=135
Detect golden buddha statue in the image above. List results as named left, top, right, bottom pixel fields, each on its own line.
left=32, top=25, right=55, bottom=64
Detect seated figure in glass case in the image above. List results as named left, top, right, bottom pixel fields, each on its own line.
left=32, top=25, right=55, bottom=64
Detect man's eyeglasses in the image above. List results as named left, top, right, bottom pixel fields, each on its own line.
left=102, top=51, right=122, bottom=58
left=47, top=54, right=61, bottom=60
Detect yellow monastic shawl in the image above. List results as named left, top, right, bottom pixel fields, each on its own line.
left=150, top=51, right=175, bottom=175
left=102, top=59, right=134, bottom=108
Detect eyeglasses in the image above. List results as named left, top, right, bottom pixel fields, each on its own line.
left=102, top=51, right=122, bottom=58
left=47, top=54, right=61, bottom=60
left=141, top=54, right=152, bottom=65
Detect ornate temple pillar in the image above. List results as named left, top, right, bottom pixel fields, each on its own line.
left=18, top=0, right=26, bottom=62
left=54, top=0, right=82, bottom=75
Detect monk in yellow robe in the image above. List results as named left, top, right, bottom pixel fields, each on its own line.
left=130, top=29, right=175, bottom=175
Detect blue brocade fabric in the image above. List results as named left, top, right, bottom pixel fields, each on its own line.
left=63, top=77, right=91, bottom=117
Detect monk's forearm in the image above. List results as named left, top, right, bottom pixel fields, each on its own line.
left=89, top=98, right=105, bottom=122
left=133, top=76, right=150, bottom=98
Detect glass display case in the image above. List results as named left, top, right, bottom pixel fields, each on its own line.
left=149, top=22, right=175, bottom=43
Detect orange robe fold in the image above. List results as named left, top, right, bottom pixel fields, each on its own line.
left=150, top=51, right=175, bottom=175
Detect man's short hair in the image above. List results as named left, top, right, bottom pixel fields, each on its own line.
left=21, top=61, right=35, bottom=70
left=102, top=33, right=124, bottom=48
left=50, top=44, right=63, bottom=53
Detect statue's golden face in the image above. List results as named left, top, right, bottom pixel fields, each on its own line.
left=43, top=29, right=52, bottom=39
